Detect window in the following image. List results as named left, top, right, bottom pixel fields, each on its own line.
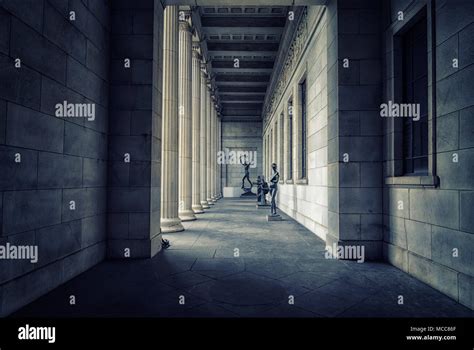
left=299, top=79, right=307, bottom=179
left=288, top=98, right=293, bottom=180
left=269, top=127, right=273, bottom=166
left=274, top=121, right=278, bottom=167
left=264, top=136, right=267, bottom=178
left=273, top=124, right=277, bottom=173
left=402, top=13, right=428, bottom=175
left=279, top=112, right=284, bottom=181
left=386, top=3, right=438, bottom=187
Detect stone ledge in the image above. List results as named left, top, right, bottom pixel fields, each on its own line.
left=385, top=175, right=439, bottom=188
left=294, top=178, right=308, bottom=185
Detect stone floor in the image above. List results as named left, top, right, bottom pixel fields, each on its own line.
left=12, top=198, right=473, bottom=318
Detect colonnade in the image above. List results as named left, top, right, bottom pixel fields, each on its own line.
left=161, top=7, right=222, bottom=233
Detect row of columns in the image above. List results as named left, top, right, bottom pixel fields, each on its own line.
left=161, top=6, right=222, bottom=233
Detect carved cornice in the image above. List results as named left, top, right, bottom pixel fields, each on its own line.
left=262, top=7, right=308, bottom=124
left=179, top=20, right=192, bottom=32
left=192, top=49, right=201, bottom=60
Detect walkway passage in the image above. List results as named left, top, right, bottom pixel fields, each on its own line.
left=13, top=199, right=472, bottom=318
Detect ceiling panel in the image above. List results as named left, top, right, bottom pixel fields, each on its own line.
left=200, top=5, right=288, bottom=121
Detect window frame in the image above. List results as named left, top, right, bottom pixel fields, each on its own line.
left=287, top=96, right=294, bottom=183
left=298, top=77, right=308, bottom=181
left=279, top=111, right=285, bottom=182
left=385, top=0, right=438, bottom=188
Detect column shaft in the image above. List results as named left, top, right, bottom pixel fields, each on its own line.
left=213, top=109, right=218, bottom=200
left=161, top=6, right=184, bottom=233
left=210, top=105, right=216, bottom=201
left=191, top=48, right=203, bottom=214
left=200, top=69, right=210, bottom=209
left=217, top=118, right=222, bottom=198
left=178, top=19, right=195, bottom=221
left=206, top=88, right=213, bottom=204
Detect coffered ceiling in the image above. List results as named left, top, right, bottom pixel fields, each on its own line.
left=198, top=6, right=289, bottom=122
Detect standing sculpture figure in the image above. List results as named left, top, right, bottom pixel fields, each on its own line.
left=269, top=163, right=280, bottom=215
left=256, top=175, right=269, bottom=206
left=240, top=155, right=253, bottom=190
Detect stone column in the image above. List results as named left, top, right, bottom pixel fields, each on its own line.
left=210, top=102, right=216, bottom=201
left=177, top=17, right=196, bottom=222
left=215, top=110, right=219, bottom=199
left=200, top=67, right=210, bottom=209
left=206, top=87, right=214, bottom=204
left=213, top=108, right=219, bottom=200
left=217, top=117, right=222, bottom=198
left=161, top=6, right=184, bottom=233
left=191, top=46, right=203, bottom=214
left=107, top=0, right=163, bottom=258
left=212, top=97, right=217, bottom=202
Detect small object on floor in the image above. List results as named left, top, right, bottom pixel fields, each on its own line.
left=161, top=238, right=170, bottom=249
left=241, top=187, right=256, bottom=197
left=256, top=175, right=270, bottom=205
left=267, top=214, right=282, bottom=221
left=256, top=204, right=270, bottom=208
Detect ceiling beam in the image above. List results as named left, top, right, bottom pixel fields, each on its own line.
left=213, top=68, right=273, bottom=74
left=216, top=81, right=267, bottom=85
left=222, top=102, right=263, bottom=108
left=219, top=91, right=267, bottom=96
left=201, top=16, right=286, bottom=27
left=222, top=108, right=263, bottom=116
left=218, top=85, right=267, bottom=92
left=215, top=74, right=270, bottom=82
left=207, top=42, right=279, bottom=51
left=165, top=0, right=326, bottom=5
left=202, top=27, right=284, bottom=36
left=208, top=50, right=276, bottom=57
left=220, top=95, right=265, bottom=101
left=221, top=118, right=262, bottom=122
left=212, top=59, right=274, bottom=68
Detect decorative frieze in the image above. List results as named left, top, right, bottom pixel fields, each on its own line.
left=263, top=7, right=308, bottom=123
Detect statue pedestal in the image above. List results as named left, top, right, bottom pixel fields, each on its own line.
left=267, top=214, right=282, bottom=221
left=240, top=187, right=256, bottom=197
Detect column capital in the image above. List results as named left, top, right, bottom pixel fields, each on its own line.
left=192, top=49, right=201, bottom=60
left=179, top=20, right=192, bottom=33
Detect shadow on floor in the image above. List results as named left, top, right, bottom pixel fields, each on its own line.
left=11, top=199, right=473, bottom=318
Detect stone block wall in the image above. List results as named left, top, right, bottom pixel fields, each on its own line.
left=107, top=0, right=163, bottom=258
left=221, top=120, right=262, bottom=195
left=264, top=0, right=472, bottom=310
left=274, top=6, right=330, bottom=240
left=0, top=0, right=110, bottom=316
left=325, top=0, right=384, bottom=259
left=382, top=0, right=474, bottom=310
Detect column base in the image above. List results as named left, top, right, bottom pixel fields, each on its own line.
left=325, top=234, right=382, bottom=261
left=207, top=198, right=215, bottom=205
left=267, top=214, right=282, bottom=221
left=107, top=233, right=162, bottom=259
left=257, top=204, right=270, bottom=208
left=192, top=204, right=204, bottom=214
left=201, top=200, right=210, bottom=209
left=161, top=218, right=185, bottom=233
left=179, top=210, right=197, bottom=221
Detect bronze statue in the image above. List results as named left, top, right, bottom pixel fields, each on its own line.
left=240, top=155, right=253, bottom=190
left=269, top=163, right=280, bottom=216
left=256, top=175, right=269, bottom=206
